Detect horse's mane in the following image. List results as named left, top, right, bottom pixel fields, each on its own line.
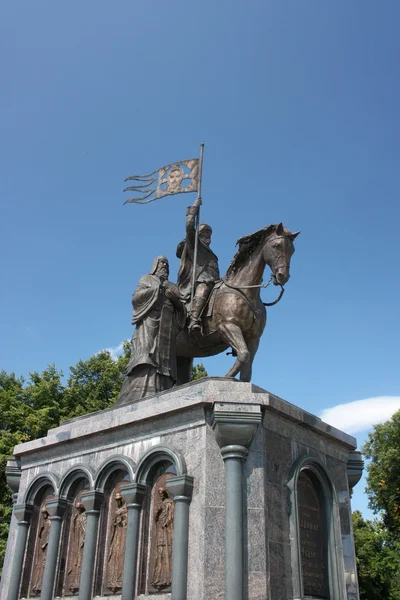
left=225, top=224, right=290, bottom=279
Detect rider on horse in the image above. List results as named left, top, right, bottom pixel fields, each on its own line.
left=176, top=197, right=220, bottom=333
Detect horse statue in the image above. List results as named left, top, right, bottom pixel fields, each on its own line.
left=175, top=223, right=299, bottom=385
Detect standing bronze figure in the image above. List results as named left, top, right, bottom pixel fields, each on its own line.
left=65, top=501, right=86, bottom=594
left=176, top=197, right=220, bottom=333
left=31, top=505, right=51, bottom=596
left=151, top=488, right=174, bottom=591
left=116, top=256, right=185, bottom=405
left=175, top=224, right=299, bottom=383
left=105, top=492, right=128, bottom=593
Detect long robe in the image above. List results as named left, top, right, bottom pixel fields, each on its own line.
left=116, top=275, right=184, bottom=405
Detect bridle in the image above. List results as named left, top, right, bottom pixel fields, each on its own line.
left=220, top=274, right=285, bottom=322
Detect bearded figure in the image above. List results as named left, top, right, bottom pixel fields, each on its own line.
left=116, top=256, right=185, bottom=405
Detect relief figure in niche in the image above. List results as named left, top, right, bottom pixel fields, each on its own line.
left=31, top=505, right=51, bottom=596
left=66, top=501, right=86, bottom=594
left=105, top=492, right=128, bottom=593
left=151, top=487, right=174, bottom=590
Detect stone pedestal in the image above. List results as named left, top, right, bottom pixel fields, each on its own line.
left=1, top=378, right=362, bottom=600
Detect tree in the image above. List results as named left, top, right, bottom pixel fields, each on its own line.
left=363, top=409, right=400, bottom=536
left=191, top=362, right=208, bottom=381
left=0, top=366, right=65, bottom=570
left=61, top=344, right=130, bottom=420
left=353, top=510, right=400, bottom=599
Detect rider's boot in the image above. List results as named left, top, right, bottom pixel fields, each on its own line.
left=188, top=295, right=206, bottom=334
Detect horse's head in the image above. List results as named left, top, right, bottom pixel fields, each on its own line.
left=264, top=223, right=300, bottom=286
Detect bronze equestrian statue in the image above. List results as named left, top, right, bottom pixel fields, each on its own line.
left=175, top=222, right=299, bottom=385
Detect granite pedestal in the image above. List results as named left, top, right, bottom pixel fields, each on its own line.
left=1, top=378, right=363, bottom=600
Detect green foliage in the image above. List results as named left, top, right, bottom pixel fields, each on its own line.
left=191, top=362, right=208, bottom=381
left=363, top=409, right=400, bottom=536
left=62, top=346, right=130, bottom=420
left=0, top=366, right=65, bottom=571
left=353, top=510, right=400, bottom=599
left=0, top=342, right=131, bottom=574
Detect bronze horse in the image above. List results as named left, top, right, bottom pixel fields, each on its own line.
left=175, top=223, right=299, bottom=384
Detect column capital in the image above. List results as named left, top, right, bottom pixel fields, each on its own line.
left=212, top=404, right=262, bottom=455
left=347, top=450, right=364, bottom=491
left=120, top=483, right=147, bottom=508
left=14, top=502, right=34, bottom=524
left=80, top=490, right=104, bottom=513
left=45, top=497, right=68, bottom=520
left=6, top=457, right=21, bottom=502
left=166, top=475, right=194, bottom=503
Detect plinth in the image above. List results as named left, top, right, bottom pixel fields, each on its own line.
left=1, top=378, right=362, bottom=600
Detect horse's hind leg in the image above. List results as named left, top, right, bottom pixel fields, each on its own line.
left=219, top=323, right=250, bottom=379
left=176, top=356, right=193, bottom=386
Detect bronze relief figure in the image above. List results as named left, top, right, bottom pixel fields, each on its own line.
left=31, top=504, right=51, bottom=596
left=150, top=486, right=174, bottom=591
left=105, top=490, right=128, bottom=594
left=65, top=500, right=86, bottom=594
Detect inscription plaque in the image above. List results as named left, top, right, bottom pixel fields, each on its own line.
left=297, top=471, right=327, bottom=598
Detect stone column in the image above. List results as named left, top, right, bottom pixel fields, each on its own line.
left=40, top=498, right=68, bottom=600
left=120, top=483, right=146, bottom=600
left=1, top=458, right=22, bottom=600
left=212, top=404, right=262, bottom=600
left=78, top=491, right=104, bottom=600
left=6, top=503, right=34, bottom=600
left=165, top=475, right=194, bottom=600
left=345, top=451, right=364, bottom=599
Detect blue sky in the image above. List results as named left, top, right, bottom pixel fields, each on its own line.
left=1, top=1, right=400, bottom=518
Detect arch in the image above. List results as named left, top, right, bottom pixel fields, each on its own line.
left=94, top=454, right=136, bottom=492
left=23, top=472, right=59, bottom=504
left=59, top=464, right=95, bottom=499
left=287, top=455, right=346, bottom=600
left=20, top=474, right=59, bottom=597
left=135, top=444, right=187, bottom=484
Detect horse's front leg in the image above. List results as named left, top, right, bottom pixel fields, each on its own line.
left=239, top=337, right=260, bottom=382
left=219, top=322, right=250, bottom=379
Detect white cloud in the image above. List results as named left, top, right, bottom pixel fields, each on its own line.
left=101, top=341, right=125, bottom=360
left=320, top=396, right=400, bottom=434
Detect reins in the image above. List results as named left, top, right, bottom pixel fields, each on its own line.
left=221, top=274, right=285, bottom=310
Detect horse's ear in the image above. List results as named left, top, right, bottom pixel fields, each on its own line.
left=276, top=223, right=284, bottom=235
left=291, top=231, right=301, bottom=240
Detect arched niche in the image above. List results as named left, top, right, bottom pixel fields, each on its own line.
left=288, top=458, right=346, bottom=600
left=21, top=475, right=57, bottom=598
left=135, top=444, right=185, bottom=596
left=92, top=456, right=135, bottom=596
left=135, top=444, right=186, bottom=484
left=56, top=467, right=93, bottom=597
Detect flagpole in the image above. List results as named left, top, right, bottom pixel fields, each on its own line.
left=190, top=142, right=204, bottom=315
